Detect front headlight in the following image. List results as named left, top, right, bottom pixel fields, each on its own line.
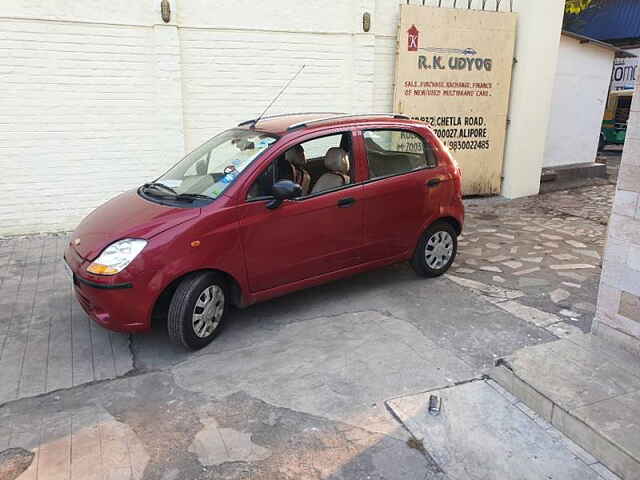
left=87, top=239, right=147, bottom=276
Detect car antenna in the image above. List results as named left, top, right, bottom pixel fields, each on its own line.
left=250, top=64, right=306, bottom=129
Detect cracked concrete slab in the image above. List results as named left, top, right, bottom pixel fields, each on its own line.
left=386, top=380, right=609, bottom=480
left=194, top=391, right=445, bottom=480
left=0, top=372, right=444, bottom=480
left=172, top=310, right=476, bottom=439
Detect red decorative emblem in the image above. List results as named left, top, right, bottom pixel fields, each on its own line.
left=407, top=25, right=419, bottom=52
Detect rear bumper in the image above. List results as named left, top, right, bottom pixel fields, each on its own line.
left=64, top=246, right=153, bottom=333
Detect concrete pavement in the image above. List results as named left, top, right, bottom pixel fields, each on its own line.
left=0, top=183, right=620, bottom=479
left=387, top=379, right=611, bottom=480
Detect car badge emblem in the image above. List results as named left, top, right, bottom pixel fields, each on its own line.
left=73, top=238, right=81, bottom=246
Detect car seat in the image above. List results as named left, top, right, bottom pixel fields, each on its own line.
left=285, top=145, right=311, bottom=195
left=311, top=148, right=350, bottom=193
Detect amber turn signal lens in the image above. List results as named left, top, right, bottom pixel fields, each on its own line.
left=86, top=263, right=119, bottom=275
left=190, top=240, right=201, bottom=247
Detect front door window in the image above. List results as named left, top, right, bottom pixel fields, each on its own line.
left=247, top=132, right=354, bottom=200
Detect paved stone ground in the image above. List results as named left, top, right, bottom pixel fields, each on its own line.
left=0, top=233, right=132, bottom=404
left=0, top=183, right=618, bottom=479
left=450, top=184, right=614, bottom=340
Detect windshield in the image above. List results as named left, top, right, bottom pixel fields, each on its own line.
left=150, top=129, right=278, bottom=201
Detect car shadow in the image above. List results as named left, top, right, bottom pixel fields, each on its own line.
left=133, top=262, right=428, bottom=370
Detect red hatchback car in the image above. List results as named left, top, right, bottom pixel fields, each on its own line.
left=64, top=113, right=464, bottom=349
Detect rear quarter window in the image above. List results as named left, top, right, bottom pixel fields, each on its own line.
left=363, top=130, right=436, bottom=179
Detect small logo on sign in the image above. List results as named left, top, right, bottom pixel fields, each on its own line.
left=408, top=25, right=419, bottom=51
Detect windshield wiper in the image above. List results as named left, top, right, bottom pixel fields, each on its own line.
left=141, top=183, right=212, bottom=203
left=175, top=193, right=213, bottom=202
left=142, top=182, right=177, bottom=195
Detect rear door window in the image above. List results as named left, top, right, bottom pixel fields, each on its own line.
left=363, top=130, right=436, bottom=179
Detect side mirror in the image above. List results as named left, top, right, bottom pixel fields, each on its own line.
left=267, top=180, right=302, bottom=210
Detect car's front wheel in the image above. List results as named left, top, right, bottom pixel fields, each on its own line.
left=411, top=221, right=457, bottom=277
left=167, top=272, right=227, bottom=350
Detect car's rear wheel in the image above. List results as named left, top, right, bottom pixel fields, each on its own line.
left=411, top=221, right=457, bottom=277
left=167, top=272, right=227, bottom=350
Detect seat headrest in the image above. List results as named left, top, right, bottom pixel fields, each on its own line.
left=324, top=148, right=349, bottom=174
left=285, top=145, right=305, bottom=167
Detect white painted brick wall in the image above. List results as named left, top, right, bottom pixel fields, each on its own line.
left=179, top=28, right=355, bottom=150
left=373, top=37, right=396, bottom=112
left=0, top=19, right=166, bottom=234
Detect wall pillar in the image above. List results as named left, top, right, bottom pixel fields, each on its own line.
left=594, top=74, right=640, bottom=354
left=350, top=0, right=377, bottom=113
left=152, top=0, right=186, bottom=165
left=500, top=0, right=565, bottom=198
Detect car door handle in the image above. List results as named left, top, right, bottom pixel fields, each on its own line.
left=426, top=178, right=442, bottom=188
left=337, top=197, right=356, bottom=208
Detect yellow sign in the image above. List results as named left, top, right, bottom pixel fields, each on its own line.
left=394, top=5, right=517, bottom=195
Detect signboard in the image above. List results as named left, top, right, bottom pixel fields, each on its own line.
left=611, top=56, right=637, bottom=92
left=394, top=5, right=517, bottom=195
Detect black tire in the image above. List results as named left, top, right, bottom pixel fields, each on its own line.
left=598, top=134, right=606, bottom=152
left=411, top=221, right=458, bottom=277
left=167, top=272, right=228, bottom=350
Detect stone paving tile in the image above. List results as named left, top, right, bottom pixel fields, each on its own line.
left=455, top=184, right=613, bottom=337
left=0, top=234, right=133, bottom=405
left=536, top=185, right=615, bottom=225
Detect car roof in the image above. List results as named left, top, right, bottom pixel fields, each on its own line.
left=236, top=113, right=424, bottom=136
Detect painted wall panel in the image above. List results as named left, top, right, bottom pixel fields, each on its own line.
left=543, top=36, right=614, bottom=168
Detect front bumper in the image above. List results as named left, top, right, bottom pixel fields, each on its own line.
left=64, top=246, right=152, bottom=333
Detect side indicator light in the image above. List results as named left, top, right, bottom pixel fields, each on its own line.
left=87, top=263, right=119, bottom=275
left=190, top=241, right=201, bottom=248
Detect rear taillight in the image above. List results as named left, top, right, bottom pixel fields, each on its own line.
left=453, top=166, right=462, bottom=198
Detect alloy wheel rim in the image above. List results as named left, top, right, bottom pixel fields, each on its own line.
left=424, top=230, right=454, bottom=270
left=192, top=285, right=224, bottom=338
